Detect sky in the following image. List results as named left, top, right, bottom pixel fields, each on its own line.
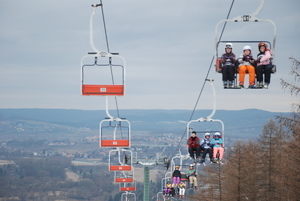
left=0, top=0, right=299, bottom=113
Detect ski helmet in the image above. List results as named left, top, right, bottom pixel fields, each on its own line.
left=243, top=46, right=251, bottom=51
left=214, top=132, right=221, bottom=137
left=258, top=42, right=268, bottom=48
left=205, top=133, right=210, bottom=137
left=225, top=43, right=233, bottom=49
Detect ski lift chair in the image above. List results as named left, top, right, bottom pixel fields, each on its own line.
left=99, top=118, right=131, bottom=148
left=81, top=52, right=126, bottom=96
left=109, top=148, right=133, bottom=171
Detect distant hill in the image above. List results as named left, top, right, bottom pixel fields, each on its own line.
left=0, top=108, right=289, bottom=141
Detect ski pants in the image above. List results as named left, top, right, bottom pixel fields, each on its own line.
left=188, top=147, right=201, bottom=159
left=189, top=176, right=198, bottom=187
left=173, top=177, right=180, bottom=185
left=222, top=65, right=235, bottom=81
left=213, top=147, right=224, bottom=159
left=179, top=188, right=185, bottom=196
left=256, top=64, right=272, bottom=84
left=164, top=189, right=170, bottom=195
left=202, top=148, right=213, bottom=161
left=238, top=65, right=255, bottom=86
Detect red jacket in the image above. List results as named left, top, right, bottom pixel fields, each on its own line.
left=187, top=137, right=200, bottom=148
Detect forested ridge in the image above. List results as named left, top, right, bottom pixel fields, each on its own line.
left=190, top=58, right=300, bottom=201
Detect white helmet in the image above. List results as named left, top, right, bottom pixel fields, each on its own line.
left=225, top=43, right=233, bottom=49
left=243, top=46, right=251, bottom=51
left=214, top=132, right=221, bottom=137
left=205, top=133, right=210, bottom=137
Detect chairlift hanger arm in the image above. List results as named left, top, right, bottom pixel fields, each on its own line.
left=89, top=2, right=110, bottom=53
left=204, top=79, right=216, bottom=120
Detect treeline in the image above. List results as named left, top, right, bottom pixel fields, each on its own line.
left=192, top=119, right=299, bottom=201
left=0, top=157, right=121, bottom=200
left=191, top=57, right=300, bottom=201
left=0, top=156, right=161, bottom=200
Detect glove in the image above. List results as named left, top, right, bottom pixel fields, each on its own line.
left=243, top=56, right=251, bottom=61
left=257, top=57, right=261, bottom=63
left=207, top=143, right=211, bottom=146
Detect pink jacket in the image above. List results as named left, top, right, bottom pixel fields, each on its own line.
left=257, top=50, right=272, bottom=66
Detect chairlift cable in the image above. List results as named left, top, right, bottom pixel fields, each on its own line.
left=99, top=0, right=122, bottom=120
left=99, top=0, right=110, bottom=52
left=172, top=0, right=235, bottom=155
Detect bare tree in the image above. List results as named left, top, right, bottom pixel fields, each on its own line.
left=277, top=57, right=300, bottom=201
left=280, top=57, right=300, bottom=97
left=256, top=119, right=285, bottom=201
left=222, top=140, right=260, bottom=201
left=192, top=164, right=224, bottom=201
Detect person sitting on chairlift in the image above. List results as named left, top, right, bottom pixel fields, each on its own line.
left=178, top=181, right=186, bottom=198
left=200, top=133, right=214, bottom=164
left=187, top=131, right=201, bottom=163
left=238, top=46, right=256, bottom=88
left=256, top=42, right=273, bottom=89
left=186, top=164, right=198, bottom=190
left=172, top=166, right=181, bottom=187
left=221, top=43, right=236, bottom=88
left=211, top=132, right=224, bottom=163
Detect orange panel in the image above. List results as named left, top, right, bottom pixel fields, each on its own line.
left=120, top=187, right=136, bottom=191
left=110, top=165, right=132, bottom=171
left=271, top=65, right=276, bottom=73
left=82, top=85, right=124, bottom=96
left=101, top=140, right=129, bottom=148
left=115, top=178, right=133, bottom=183
left=216, top=58, right=222, bottom=73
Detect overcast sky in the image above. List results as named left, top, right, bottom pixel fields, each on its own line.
left=0, top=0, right=299, bottom=113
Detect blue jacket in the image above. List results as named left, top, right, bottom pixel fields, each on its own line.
left=211, top=138, right=223, bottom=148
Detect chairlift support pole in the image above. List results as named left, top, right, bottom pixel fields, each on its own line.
left=138, top=161, right=157, bottom=201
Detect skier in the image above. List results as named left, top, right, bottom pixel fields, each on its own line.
left=187, top=131, right=201, bottom=163
left=200, top=133, right=214, bottom=164
left=178, top=181, right=186, bottom=198
left=238, top=46, right=256, bottom=88
left=172, top=166, right=181, bottom=187
left=186, top=164, right=198, bottom=190
left=220, top=43, right=236, bottom=88
left=256, top=42, right=273, bottom=88
left=211, top=132, right=224, bottom=163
